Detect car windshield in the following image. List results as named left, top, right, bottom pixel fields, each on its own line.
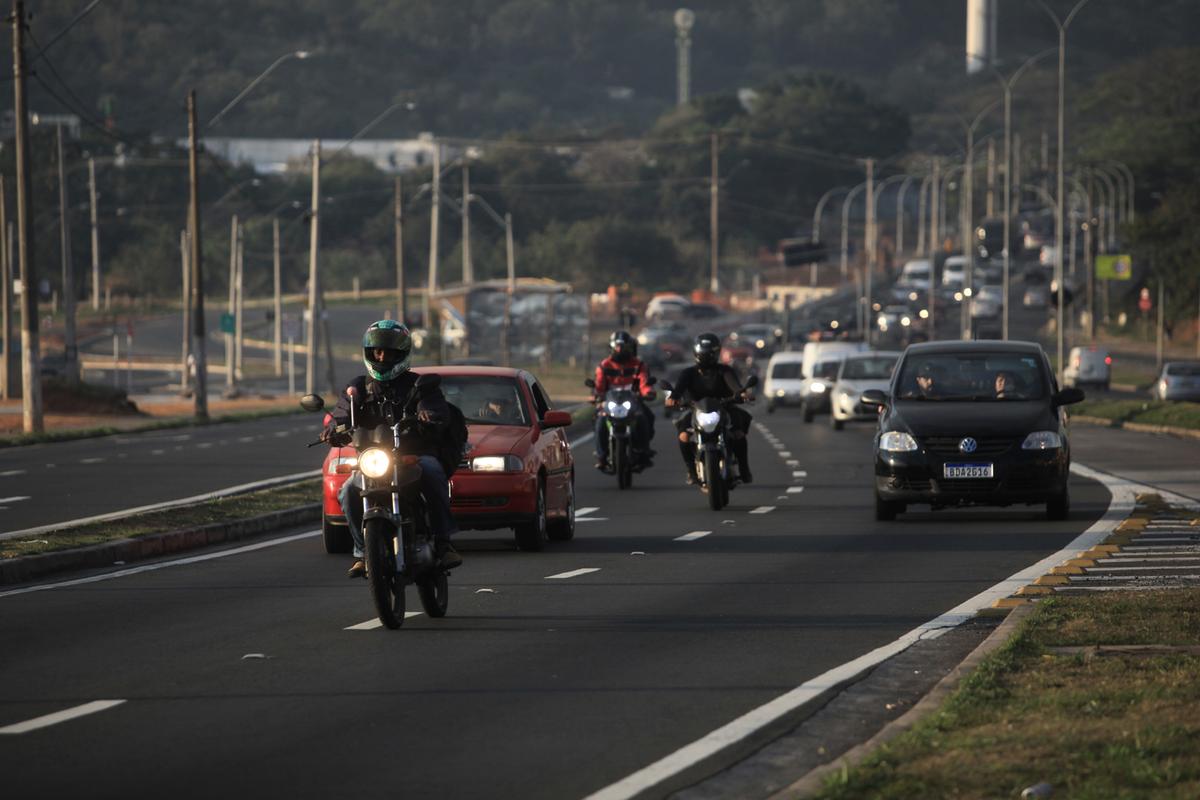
left=771, top=362, right=803, bottom=379
left=814, top=360, right=842, bottom=379
left=842, top=355, right=898, bottom=380
left=439, top=376, right=529, bottom=426
left=1166, top=363, right=1200, bottom=376
left=896, top=352, right=1047, bottom=401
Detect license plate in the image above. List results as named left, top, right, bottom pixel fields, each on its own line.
left=944, top=463, right=994, bottom=479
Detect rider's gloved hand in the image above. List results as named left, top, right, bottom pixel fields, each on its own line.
left=322, top=422, right=351, bottom=447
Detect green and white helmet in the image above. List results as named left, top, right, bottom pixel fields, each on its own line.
left=362, top=320, right=412, bottom=381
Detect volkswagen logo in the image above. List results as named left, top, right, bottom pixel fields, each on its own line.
left=959, top=437, right=979, bottom=454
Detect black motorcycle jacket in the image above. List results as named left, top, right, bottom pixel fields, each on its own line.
left=672, top=364, right=745, bottom=404
left=326, top=372, right=448, bottom=458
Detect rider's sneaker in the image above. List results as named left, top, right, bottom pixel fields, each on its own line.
left=347, top=559, right=366, bottom=579
left=438, top=543, right=464, bottom=570
left=685, top=470, right=699, bottom=486
left=594, top=457, right=609, bottom=471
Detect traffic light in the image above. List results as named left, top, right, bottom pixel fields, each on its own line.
left=780, top=239, right=827, bottom=267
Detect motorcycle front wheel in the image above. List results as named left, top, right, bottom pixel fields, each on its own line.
left=705, top=450, right=726, bottom=511
left=364, top=518, right=406, bottom=629
left=417, top=570, right=449, bottom=618
left=616, top=438, right=632, bottom=490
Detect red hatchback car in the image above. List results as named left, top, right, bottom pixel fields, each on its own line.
left=320, top=366, right=577, bottom=553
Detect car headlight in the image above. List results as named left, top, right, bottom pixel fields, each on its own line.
left=471, top=455, right=523, bottom=472
left=879, top=431, right=918, bottom=452
left=775, top=389, right=786, bottom=398
left=605, top=400, right=631, bottom=418
left=358, top=448, right=392, bottom=478
left=1021, top=431, right=1063, bottom=450
left=810, top=382, right=827, bottom=393
left=695, top=409, right=722, bottom=432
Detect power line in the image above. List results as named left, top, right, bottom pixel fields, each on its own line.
left=28, top=0, right=105, bottom=65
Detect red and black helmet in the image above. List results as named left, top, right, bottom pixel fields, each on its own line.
left=610, top=330, right=635, bottom=363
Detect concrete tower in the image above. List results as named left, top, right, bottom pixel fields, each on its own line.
left=966, top=0, right=998, bottom=74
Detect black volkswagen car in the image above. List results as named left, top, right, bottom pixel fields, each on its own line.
left=862, top=340, right=1084, bottom=521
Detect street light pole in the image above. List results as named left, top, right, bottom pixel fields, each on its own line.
left=186, top=90, right=209, bottom=420
left=88, top=156, right=100, bottom=311
left=56, top=124, right=79, bottom=384
left=305, top=141, right=320, bottom=396
left=206, top=50, right=313, bottom=130
left=394, top=175, right=406, bottom=324
left=709, top=132, right=719, bottom=293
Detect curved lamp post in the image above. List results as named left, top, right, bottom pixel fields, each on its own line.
left=207, top=49, right=313, bottom=130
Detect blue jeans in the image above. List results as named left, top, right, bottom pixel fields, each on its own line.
left=339, top=455, right=458, bottom=559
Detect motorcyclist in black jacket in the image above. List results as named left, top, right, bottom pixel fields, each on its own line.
left=666, top=332, right=754, bottom=485
left=322, top=320, right=461, bottom=578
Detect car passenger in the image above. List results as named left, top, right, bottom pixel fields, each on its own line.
left=994, top=370, right=1018, bottom=399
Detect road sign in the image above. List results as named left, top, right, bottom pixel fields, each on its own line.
left=1095, top=254, right=1132, bottom=281
left=219, top=312, right=235, bottom=334
left=1138, top=287, right=1151, bottom=313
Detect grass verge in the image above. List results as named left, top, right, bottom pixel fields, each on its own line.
left=811, top=590, right=1200, bottom=799
left=0, top=479, right=318, bottom=559
left=1074, top=399, right=1200, bottom=430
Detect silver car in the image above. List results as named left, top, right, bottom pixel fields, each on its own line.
left=830, top=351, right=901, bottom=430
left=1154, top=362, right=1200, bottom=402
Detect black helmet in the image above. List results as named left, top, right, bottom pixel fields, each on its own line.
left=693, top=332, right=722, bottom=367
left=610, top=330, right=635, bottom=363
left=362, top=320, right=412, bottom=381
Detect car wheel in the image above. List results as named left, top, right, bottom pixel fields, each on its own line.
left=515, top=480, right=548, bottom=551
left=1047, top=486, right=1070, bottom=521
left=547, top=476, right=575, bottom=542
left=802, top=403, right=814, bottom=423
left=874, top=493, right=902, bottom=521
left=322, top=514, right=352, bottom=554
left=766, top=401, right=775, bottom=414
left=831, top=415, right=844, bottom=431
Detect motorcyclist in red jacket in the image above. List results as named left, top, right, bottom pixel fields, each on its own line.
left=592, top=330, right=656, bottom=470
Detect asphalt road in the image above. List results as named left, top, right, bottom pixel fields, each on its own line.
left=1, top=401, right=1145, bottom=799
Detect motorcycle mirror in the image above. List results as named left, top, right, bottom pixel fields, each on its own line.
left=346, top=386, right=357, bottom=398
left=299, top=394, right=325, bottom=412
left=659, top=380, right=674, bottom=393
left=744, top=374, right=759, bottom=389
left=584, top=378, right=596, bottom=388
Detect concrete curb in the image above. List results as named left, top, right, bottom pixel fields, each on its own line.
left=0, top=504, right=320, bottom=586
left=1072, top=414, right=1200, bottom=441
left=770, top=602, right=1037, bottom=800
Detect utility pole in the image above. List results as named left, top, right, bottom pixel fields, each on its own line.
left=56, top=124, right=79, bottom=384
left=986, top=138, right=996, bottom=217
left=225, top=215, right=239, bottom=396
left=305, top=140, right=320, bottom=395
left=179, top=229, right=191, bottom=396
left=928, top=159, right=939, bottom=339
left=394, top=175, right=405, bottom=324
left=1012, top=132, right=1022, bottom=216
left=187, top=90, right=209, bottom=420
left=503, top=211, right=515, bottom=366
left=12, top=0, right=43, bottom=432
left=709, top=131, right=719, bottom=294
left=235, top=223, right=244, bottom=381
left=0, top=173, right=10, bottom=400
left=272, top=217, right=282, bottom=375
left=461, top=163, right=472, bottom=285
left=88, top=157, right=100, bottom=310
left=864, top=158, right=875, bottom=345
left=428, top=140, right=441, bottom=317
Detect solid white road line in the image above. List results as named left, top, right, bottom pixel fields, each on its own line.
left=570, top=432, right=595, bottom=448
left=0, top=496, right=30, bottom=504
left=345, top=613, right=423, bottom=630
left=0, top=530, right=321, bottom=599
left=749, top=506, right=775, bottom=515
left=576, top=507, right=600, bottom=517
left=545, top=568, right=601, bottom=580
left=0, top=469, right=26, bottom=476
left=0, top=470, right=322, bottom=542
left=786, top=486, right=805, bottom=494
left=674, top=531, right=712, bottom=542
left=584, top=461, right=1147, bottom=800
left=0, top=700, right=126, bottom=735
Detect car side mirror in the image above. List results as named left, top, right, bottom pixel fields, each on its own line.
left=584, top=378, right=596, bottom=389
left=1054, top=387, right=1085, bottom=406
left=542, top=410, right=572, bottom=428
left=861, top=389, right=888, bottom=407
left=300, top=394, right=325, bottom=412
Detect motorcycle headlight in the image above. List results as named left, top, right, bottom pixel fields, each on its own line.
left=358, top=448, right=392, bottom=478
left=1021, top=431, right=1063, bottom=450
left=606, top=401, right=631, bottom=418
left=696, top=409, right=722, bottom=432
left=810, top=382, right=827, bottom=393
left=471, top=455, right=524, bottom=472
left=879, top=431, right=918, bottom=452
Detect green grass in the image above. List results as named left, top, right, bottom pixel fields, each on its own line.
left=0, top=480, right=319, bottom=559
left=811, top=590, right=1200, bottom=800
left=1074, top=400, right=1200, bottom=430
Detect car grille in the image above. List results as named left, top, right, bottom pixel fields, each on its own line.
left=933, top=478, right=1000, bottom=494
left=922, top=436, right=1016, bottom=457
left=894, top=477, right=932, bottom=492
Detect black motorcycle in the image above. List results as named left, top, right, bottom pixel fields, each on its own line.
left=661, top=375, right=756, bottom=511
left=302, top=376, right=448, bottom=629
left=585, top=378, right=655, bottom=490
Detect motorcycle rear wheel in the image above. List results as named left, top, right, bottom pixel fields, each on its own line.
left=417, top=570, right=449, bottom=618
left=364, top=519, right=406, bottom=629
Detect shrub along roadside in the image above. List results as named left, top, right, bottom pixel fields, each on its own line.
left=810, top=590, right=1200, bottom=799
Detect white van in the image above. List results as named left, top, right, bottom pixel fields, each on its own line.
left=942, top=255, right=968, bottom=288
left=898, top=259, right=932, bottom=291
left=764, top=351, right=805, bottom=413
left=1063, top=345, right=1111, bottom=390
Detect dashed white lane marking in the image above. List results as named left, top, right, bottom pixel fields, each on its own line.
left=79, top=457, right=105, bottom=464
left=749, top=506, right=775, bottom=515
left=197, top=442, right=213, bottom=449
left=0, top=700, right=126, bottom=735
left=779, top=451, right=792, bottom=458
left=0, top=496, right=30, bottom=504
left=570, top=433, right=595, bottom=448
left=345, top=612, right=423, bottom=630
left=546, top=568, right=601, bottom=580
left=786, top=486, right=805, bottom=494
left=273, top=431, right=290, bottom=438
left=675, top=530, right=713, bottom=542
left=793, top=470, right=807, bottom=478
left=169, top=434, right=192, bottom=441
left=577, top=507, right=600, bottom=517
left=237, top=436, right=255, bottom=443
left=786, top=460, right=800, bottom=466
left=151, top=449, right=165, bottom=455
left=0, top=469, right=26, bottom=476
